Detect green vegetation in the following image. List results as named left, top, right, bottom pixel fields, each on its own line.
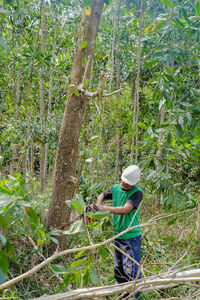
left=0, top=0, right=200, bottom=299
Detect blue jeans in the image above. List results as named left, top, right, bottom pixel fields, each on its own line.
left=114, top=236, right=141, bottom=299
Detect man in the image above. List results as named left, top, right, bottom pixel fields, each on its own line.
left=96, top=165, right=142, bottom=299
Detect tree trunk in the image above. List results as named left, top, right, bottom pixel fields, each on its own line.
left=156, top=105, right=166, bottom=164
left=15, top=69, right=21, bottom=117
left=131, top=0, right=144, bottom=164
left=109, top=0, right=118, bottom=91
left=115, top=0, right=122, bottom=181
left=39, top=0, right=46, bottom=192
left=196, top=195, right=200, bottom=240
left=46, top=0, right=104, bottom=252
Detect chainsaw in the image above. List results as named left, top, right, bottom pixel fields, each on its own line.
left=85, top=203, right=99, bottom=224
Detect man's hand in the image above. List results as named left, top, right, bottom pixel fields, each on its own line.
left=96, top=204, right=104, bottom=210
left=85, top=203, right=99, bottom=224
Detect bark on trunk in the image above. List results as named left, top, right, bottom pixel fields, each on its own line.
left=109, top=0, right=118, bottom=91
left=39, top=0, right=46, bottom=192
left=115, top=0, right=122, bottom=181
left=131, top=0, right=144, bottom=164
left=156, top=105, right=166, bottom=164
left=15, top=69, right=21, bottom=117
left=46, top=0, right=104, bottom=251
left=196, top=195, right=200, bottom=240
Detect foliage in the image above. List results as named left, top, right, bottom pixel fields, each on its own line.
left=0, top=173, right=57, bottom=287
left=0, top=0, right=200, bottom=298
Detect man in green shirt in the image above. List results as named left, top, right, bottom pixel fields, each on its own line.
left=96, top=165, right=142, bottom=299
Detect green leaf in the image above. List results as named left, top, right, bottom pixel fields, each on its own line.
left=175, top=123, right=184, bottom=137
left=75, top=271, right=83, bottom=288
left=80, top=41, right=87, bottom=50
left=0, top=215, right=8, bottom=229
left=98, top=246, right=109, bottom=260
left=147, top=127, right=155, bottom=138
left=75, top=250, right=86, bottom=259
left=66, top=195, right=85, bottom=213
left=51, top=264, right=69, bottom=274
left=160, top=0, right=175, bottom=8
left=151, top=21, right=167, bottom=31
left=85, top=210, right=110, bottom=220
left=190, top=88, right=200, bottom=96
left=56, top=277, right=71, bottom=293
left=144, top=60, right=159, bottom=67
left=70, top=258, right=86, bottom=269
left=0, top=268, right=5, bottom=284
left=63, top=220, right=83, bottom=235
left=173, top=18, right=185, bottom=29
left=89, top=265, right=99, bottom=286
left=0, top=257, right=8, bottom=275
left=0, top=181, right=13, bottom=195
left=89, top=135, right=99, bottom=142
left=157, top=123, right=170, bottom=128
left=138, top=122, right=147, bottom=130
left=49, top=237, right=59, bottom=244
left=69, top=85, right=79, bottom=96
left=17, top=200, right=31, bottom=207
left=181, top=8, right=190, bottom=24
left=0, top=232, right=6, bottom=246
left=163, top=73, right=175, bottom=83
left=196, top=2, right=200, bottom=16
left=26, top=207, right=39, bottom=225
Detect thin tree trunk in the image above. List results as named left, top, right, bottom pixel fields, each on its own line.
left=12, top=27, right=16, bottom=108
left=46, top=0, right=105, bottom=252
left=109, top=0, right=118, bottom=91
left=115, top=0, right=121, bottom=181
left=48, top=12, right=57, bottom=115
left=15, top=69, right=21, bottom=117
left=39, top=0, right=46, bottom=192
left=131, top=0, right=144, bottom=164
left=10, top=144, right=18, bottom=174
left=130, top=74, right=136, bottom=162
left=30, top=143, right=35, bottom=174
left=156, top=105, right=166, bottom=161
left=44, top=11, right=58, bottom=183
left=196, top=195, right=200, bottom=239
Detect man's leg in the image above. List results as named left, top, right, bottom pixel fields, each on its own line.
left=122, top=236, right=142, bottom=299
left=114, top=239, right=129, bottom=283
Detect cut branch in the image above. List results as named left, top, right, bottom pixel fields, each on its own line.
left=32, top=269, right=200, bottom=299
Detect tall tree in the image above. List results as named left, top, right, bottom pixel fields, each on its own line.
left=46, top=0, right=105, bottom=251
left=39, top=0, right=46, bottom=192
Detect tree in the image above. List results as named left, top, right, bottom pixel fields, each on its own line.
left=46, top=0, right=105, bottom=251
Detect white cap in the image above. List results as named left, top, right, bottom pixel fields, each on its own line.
left=121, top=165, right=141, bottom=186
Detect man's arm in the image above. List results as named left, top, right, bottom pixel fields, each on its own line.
left=96, top=192, right=105, bottom=207
left=96, top=186, right=135, bottom=215
left=99, top=202, right=134, bottom=215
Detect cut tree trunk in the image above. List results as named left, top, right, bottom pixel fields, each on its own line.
left=46, top=0, right=105, bottom=252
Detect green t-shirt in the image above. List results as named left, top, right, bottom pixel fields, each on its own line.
left=112, top=184, right=142, bottom=239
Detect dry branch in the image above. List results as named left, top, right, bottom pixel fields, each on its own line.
left=32, top=269, right=200, bottom=299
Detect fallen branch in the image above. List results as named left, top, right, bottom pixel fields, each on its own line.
left=32, top=269, right=200, bottom=299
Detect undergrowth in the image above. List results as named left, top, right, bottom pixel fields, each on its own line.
left=0, top=174, right=199, bottom=299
